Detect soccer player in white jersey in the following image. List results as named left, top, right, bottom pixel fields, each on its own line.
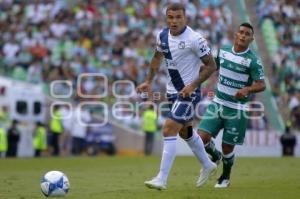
left=198, top=23, right=266, bottom=188
left=137, top=3, right=217, bottom=190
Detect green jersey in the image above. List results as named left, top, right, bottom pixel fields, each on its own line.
left=213, top=46, right=265, bottom=110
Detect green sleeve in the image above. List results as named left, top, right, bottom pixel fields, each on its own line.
left=250, top=57, right=265, bottom=81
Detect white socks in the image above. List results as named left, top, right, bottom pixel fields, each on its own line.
left=156, top=132, right=214, bottom=183
left=185, top=131, right=214, bottom=169
left=156, top=136, right=177, bottom=182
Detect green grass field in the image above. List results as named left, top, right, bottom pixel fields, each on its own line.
left=0, top=156, right=299, bottom=199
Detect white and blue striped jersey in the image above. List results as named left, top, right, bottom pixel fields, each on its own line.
left=156, top=26, right=211, bottom=94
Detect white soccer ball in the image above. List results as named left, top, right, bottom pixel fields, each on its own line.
left=41, top=171, right=70, bottom=197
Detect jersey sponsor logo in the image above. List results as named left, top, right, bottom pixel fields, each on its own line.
left=220, top=77, right=245, bottom=89
left=178, top=41, right=185, bottom=49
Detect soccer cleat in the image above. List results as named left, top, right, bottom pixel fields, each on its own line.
left=214, top=176, right=230, bottom=188
left=144, top=177, right=167, bottom=190
left=196, top=163, right=217, bottom=187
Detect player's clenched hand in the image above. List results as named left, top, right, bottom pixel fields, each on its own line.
left=136, top=82, right=151, bottom=94
left=235, top=87, right=249, bottom=99
left=179, top=84, right=196, bottom=98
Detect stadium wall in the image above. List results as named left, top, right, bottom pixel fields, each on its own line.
left=110, top=119, right=162, bottom=156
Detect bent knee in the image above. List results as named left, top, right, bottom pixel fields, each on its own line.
left=162, top=124, right=177, bottom=137
left=178, top=126, right=192, bottom=139
left=222, top=143, right=234, bottom=155
left=162, top=119, right=182, bottom=137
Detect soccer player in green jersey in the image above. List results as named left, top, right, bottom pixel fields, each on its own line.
left=198, top=23, right=266, bottom=188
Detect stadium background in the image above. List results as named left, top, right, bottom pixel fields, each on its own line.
left=0, top=0, right=299, bottom=157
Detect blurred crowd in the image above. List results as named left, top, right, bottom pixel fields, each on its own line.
left=0, top=0, right=234, bottom=124
left=256, top=0, right=300, bottom=130
left=0, top=0, right=231, bottom=88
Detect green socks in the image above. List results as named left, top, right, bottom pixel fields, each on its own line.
left=204, top=141, right=222, bottom=162
left=204, top=141, right=235, bottom=180
left=222, top=153, right=235, bottom=179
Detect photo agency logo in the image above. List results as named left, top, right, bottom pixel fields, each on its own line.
left=50, top=73, right=265, bottom=127
left=50, top=73, right=114, bottom=127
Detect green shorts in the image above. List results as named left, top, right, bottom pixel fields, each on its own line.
left=198, top=102, right=249, bottom=145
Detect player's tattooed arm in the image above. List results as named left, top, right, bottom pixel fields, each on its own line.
left=192, top=53, right=217, bottom=87
left=137, top=50, right=163, bottom=94
left=180, top=53, right=217, bottom=97
left=145, top=50, right=163, bottom=83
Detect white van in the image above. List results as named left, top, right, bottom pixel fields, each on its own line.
left=0, top=76, right=46, bottom=123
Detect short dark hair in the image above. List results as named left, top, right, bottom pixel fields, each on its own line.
left=239, top=22, right=254, bottom=34
left=166, top=3, right=185, bottom=15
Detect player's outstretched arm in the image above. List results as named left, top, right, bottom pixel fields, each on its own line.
left=136, top=50, right=163, bottom=93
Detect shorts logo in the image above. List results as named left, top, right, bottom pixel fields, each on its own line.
left=227, top=127, right=239, bottom=135
left=178, top=41, right=185, bottom=49
left=233, top=136, right=238, bottom=142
